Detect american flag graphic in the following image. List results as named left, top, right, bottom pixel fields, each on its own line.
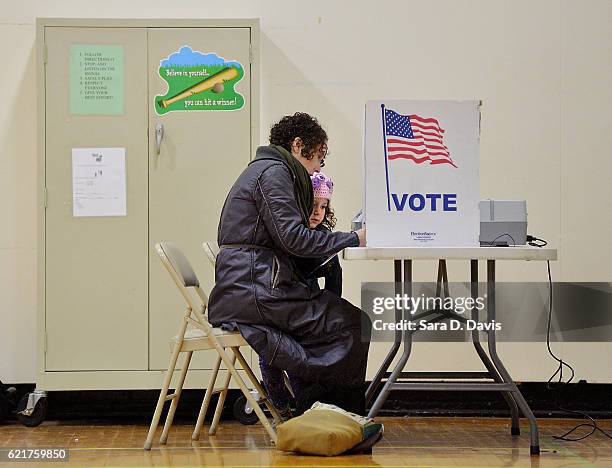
left=384, top=108, right=457, bottom=168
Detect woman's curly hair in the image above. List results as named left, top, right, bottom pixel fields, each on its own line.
left=269, top=112, right=328, bottom=159
left=322, top=202, right=337, bottom=230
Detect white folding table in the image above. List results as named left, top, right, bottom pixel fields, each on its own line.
left=343, top=246, right=557, bottom=455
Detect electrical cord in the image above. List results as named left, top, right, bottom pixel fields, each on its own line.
left=479, top=231, right=609, bottom=439
left=482, top=230, right=609, bottom=439
left=538, top=240, right=612, bottom=442
left=527, top=235, right=548, bottom=248
left=482, top=233, right=516, bottom=246
left=482, top=234, right=547, bottom=248
left=553, top=409, right=612, bottom=441
left=545, top=260, right=574, bottom=389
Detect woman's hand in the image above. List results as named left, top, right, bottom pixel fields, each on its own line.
left=356, top=228, right=366, bottom=247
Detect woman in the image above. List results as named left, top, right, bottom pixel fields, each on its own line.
left=208, top=112, right=370, bottom=415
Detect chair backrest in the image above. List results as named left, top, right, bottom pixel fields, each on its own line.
left=156, top=242, right=200, bottom=288
left=154, top=242, right=212, bottom=317
left=202, top=241, right=220, bottom=267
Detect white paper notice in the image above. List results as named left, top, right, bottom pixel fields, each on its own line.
left=72, top=148, right=127, bottom=217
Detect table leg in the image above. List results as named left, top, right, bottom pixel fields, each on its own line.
left=486, top=260, right=540, bottom=455
left=470, top=260, right=521, bottom=435
left=368, top=260, right=414, bottom=418
left=435, top=259, right=451, bottom=298
left=436, top=260, right=443, bottom=297
left=365, top=260, right=403, bottom=406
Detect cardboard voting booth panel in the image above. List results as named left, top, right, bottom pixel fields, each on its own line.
left=364, top=100, right=480, bottom=247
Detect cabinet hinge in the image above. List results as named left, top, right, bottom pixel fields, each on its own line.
left=42, top=44, right=48, bottom=65
left=44, top=187, right=48, bottom=209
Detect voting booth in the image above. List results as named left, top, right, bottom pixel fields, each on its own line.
left=364, top=100, right=481, bottom=247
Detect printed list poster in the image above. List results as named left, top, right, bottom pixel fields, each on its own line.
left=72, top=148, right=127, bottom=217
left=70, top=45, right=124, bottom=115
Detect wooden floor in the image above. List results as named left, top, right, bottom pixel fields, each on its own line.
left=1, top=417, right=611, bottom=467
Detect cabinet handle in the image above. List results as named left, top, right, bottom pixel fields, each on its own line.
left=155, top=123, right=164, bottom=155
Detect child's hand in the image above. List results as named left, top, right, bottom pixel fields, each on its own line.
left=356, top=228, right=366, bottom=247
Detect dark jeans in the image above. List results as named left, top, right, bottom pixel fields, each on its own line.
left=258, top=356, right=303, bottom=411
left=259, top=355, right=366, bottom=416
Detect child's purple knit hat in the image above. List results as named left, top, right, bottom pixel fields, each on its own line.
left=311, top=171, right=333, bottom=199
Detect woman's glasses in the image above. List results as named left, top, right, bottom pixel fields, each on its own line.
left=312, top=145, right=329, bottom=167
left=296, top=143, right=330, bottom=167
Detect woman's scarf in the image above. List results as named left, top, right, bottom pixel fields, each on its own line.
left=270, top=145, right=314, bottom=226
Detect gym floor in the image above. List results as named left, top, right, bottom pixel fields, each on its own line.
left=1, top=417, right=611, bottom=467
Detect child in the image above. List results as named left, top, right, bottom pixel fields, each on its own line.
left=296, top=171, right=343, bottom=296
left=258, top=171, right=343, bottom=421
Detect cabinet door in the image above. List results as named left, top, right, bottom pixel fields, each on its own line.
left=44, top=28, right=149, bottom=371
left=147, top=28, right=252, bottom=370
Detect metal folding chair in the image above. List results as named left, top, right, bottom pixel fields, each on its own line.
left=202, top=241, right=220, bottom=266
left=202, top=241, right=298, bottom=422
left=144, top=242, right=279, bottom=450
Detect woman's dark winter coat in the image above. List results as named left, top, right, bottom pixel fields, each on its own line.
left=208, top=146, right=370, bottom=412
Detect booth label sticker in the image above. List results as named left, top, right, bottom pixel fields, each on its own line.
left=155, top=46, right=245, bottom=114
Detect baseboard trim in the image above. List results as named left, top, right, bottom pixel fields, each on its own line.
left=1, top=381, right=610, bottom=423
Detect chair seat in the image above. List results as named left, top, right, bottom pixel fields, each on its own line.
left=170, top=327, right=247, bottom=352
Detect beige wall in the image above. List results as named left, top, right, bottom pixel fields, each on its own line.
left=1, top=0, right=610, bottom=383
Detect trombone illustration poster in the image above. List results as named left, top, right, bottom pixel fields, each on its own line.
left=155, top=46, right=245, bottom=114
